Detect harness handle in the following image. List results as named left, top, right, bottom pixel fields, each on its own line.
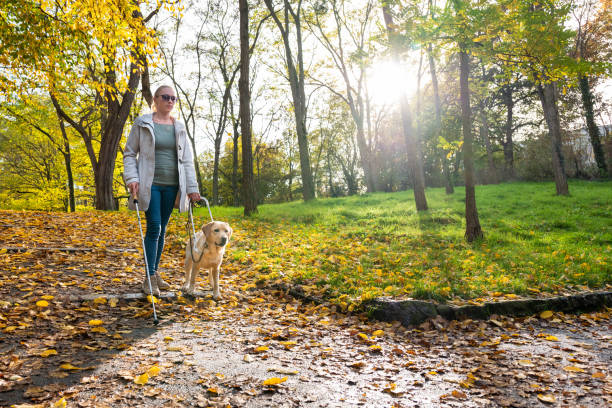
left=186, top=198, right=214, bottom=264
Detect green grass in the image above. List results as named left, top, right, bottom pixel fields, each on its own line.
left=192, top=180, right=612, bottom=306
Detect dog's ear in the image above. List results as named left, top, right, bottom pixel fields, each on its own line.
left=225, top=223, right=232, bottom=239
left=202, top=222, right=214, bottom=238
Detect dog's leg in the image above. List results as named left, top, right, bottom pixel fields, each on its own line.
left=183, top=247, right=193, bottom=294
left=187, top=262, right=199, bottom=295
left=211, top=265, right=221, bottom=300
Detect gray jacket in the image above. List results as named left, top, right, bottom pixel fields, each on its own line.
left=123, top=113, right=199, bottom=212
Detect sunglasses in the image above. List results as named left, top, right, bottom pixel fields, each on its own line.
left=160, top=94, right=177, bottom=102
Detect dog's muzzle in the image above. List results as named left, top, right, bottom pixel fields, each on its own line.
left=216, top=237, right=228, bottom=247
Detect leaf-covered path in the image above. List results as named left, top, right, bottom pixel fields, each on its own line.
left=0, top=210, right=610, bottom=407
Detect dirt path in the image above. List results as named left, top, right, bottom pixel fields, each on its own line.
left=0, top=211, right=610, bottom=407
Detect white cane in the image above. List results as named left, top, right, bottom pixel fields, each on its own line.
left=133, top=192, right=159, bottom=325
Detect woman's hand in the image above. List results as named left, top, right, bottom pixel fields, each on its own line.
left=128, top=182, right=139, bottom=197
left=188, top=192, right=201, bottom=202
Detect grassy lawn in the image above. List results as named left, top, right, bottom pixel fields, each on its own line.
left=191, top=180, right=612, bottom=307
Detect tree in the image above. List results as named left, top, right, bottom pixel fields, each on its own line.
left=573, top=0, right=611, bottom=177
left=497, top=0, right=578, bottom=195
left=308, top=0, right=379, bottom=193
left=263, top=0, right=315, bottom=201
left=240, top=0, right=258, bottom=215
left=381, top=2, right=428, bottom=211
left=0, top=0, right=169, bottom=210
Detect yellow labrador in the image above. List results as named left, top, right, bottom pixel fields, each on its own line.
left=183, top=221, right=232, bottom=299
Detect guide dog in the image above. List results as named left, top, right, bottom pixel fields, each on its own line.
left=183, top=221, right=232, bottom=299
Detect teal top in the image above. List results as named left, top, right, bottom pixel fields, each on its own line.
left=152, top=123, right=179, bottom=186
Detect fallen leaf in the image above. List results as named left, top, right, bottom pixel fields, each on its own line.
left=592, top=372, right=606, bottom=379
left=35, top=300, right=49, bottom=307
left=40, top=349, right=57, bottom=357
left=372, top=329, right=384, bottom=337
left=545, top=335, right=558, bottom=342
left=263, top=377, right=287, bottom=386
left=537, top=394, right=556, bottom=403
left=134, top=373, right=149, bottom=385
left=88, top=319, right=103, bottom=326
left=147, top=366, right=160, bottom=377
left=540, top=310, right=553, bottom=319
left=53, top=397, right=67, bottom=408
left=60, top=363, right=82, bottom=370
left=563, top=366, right=586, bottom=373
left=518, top=360, right=535, bottom=367
left=452, top=390, right=467, bottom=399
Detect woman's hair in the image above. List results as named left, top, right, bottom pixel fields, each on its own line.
left=152, top=85, right=175, bottom=112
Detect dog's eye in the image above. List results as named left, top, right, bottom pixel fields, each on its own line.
left=214, top=229, right=220, bottom=232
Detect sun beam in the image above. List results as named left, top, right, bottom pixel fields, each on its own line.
left=366, top=59, right=420, bottom=106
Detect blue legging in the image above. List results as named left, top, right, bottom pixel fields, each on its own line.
left=144, top=184, right=178, bottom=276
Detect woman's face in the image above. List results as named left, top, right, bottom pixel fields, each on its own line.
left=155, top=88, right=176, bottom=114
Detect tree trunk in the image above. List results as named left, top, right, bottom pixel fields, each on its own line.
left=382, top=5, right=427, bottom=211
left=264, top=0, right=315, bottom=201
left=57, top=118, right=75, bottom=212
left=232, top=130, right=240, bottom=207
left=579, top=75, right=608, bottom=177
left=459, top=49, right=483, bottom=242
left=502, top=86, right=515, bottom=180
left=239, top=0, right=257, bottom=215
left=427, top=44, right=453, bottom=194
left=213, top=137, right=221, bottom=205
left=537, top=82, right=569, bottom=196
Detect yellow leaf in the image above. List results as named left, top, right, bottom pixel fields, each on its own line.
left=545, top=335, right=558, bottom=342
left=93, top=297, right=107, bottom=304
left=41, top=295, right=54, bottom=300
left=88, top=319, right=103, bottom=326
left=540, top=310, right=553, bottom=319
left=255, top=346, right=269, bottom=352
left=60, top=363, right=82, bottom=370
left=372, top=330, right=384, bottom=337
left=40, top=349, right=57, bottom=357
left=537, top=394, right=556, bottom=403
left=53, top=397, right=67, bottom=408
left=518, top=359, right=534, bottom=367
left=147, top=295, right=158, bottom=303
left=369, top=344, right=382, bottom=352
left=357, top=333, right=369, bottom=341
left=163, top=336, right=174, bottom=342
left=207, top=387, right=219, bottom=394
left=279, top=341, right=297, bottom=348
left=592, top=372, right=605, bottom=379
left=0, top=248, right=6, bottom=255
left=147, top=366, right=160, bottom=377
left=36, top=300, right=49, bottom=307
left=563, top=366, right=586, bottom=373
left=109, top=298, right=118, bottom=307
left=263, top=377, right=287, bottom=386
left=134, top=373, right=149, bottom=385
left=91, top=327, right=108, bottom=333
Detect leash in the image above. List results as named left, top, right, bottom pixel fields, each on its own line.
left=186, top=198, right=214, bottom=264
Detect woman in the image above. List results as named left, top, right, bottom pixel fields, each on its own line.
left=124, top=85, right=201, bottom=296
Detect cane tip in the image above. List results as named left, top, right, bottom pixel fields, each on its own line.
left=153, top=319, right=159, bottom=325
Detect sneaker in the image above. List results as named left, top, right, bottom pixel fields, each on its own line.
left=142, top=275, right=160, bottom=296
left=155, top=272, right=170, bottom=290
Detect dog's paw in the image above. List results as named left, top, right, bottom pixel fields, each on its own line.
left=212, top=292, right=222, bottom=301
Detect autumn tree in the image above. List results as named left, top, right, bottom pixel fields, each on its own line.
left=240, top=0, right=258, bottom=215
left=381, top=1, right=428, bottom=211
left=0, top=0, right=172, bottom=210
left=263, top=0, right=316, bottom=201
left=308, top=0, right=379, bottom=193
